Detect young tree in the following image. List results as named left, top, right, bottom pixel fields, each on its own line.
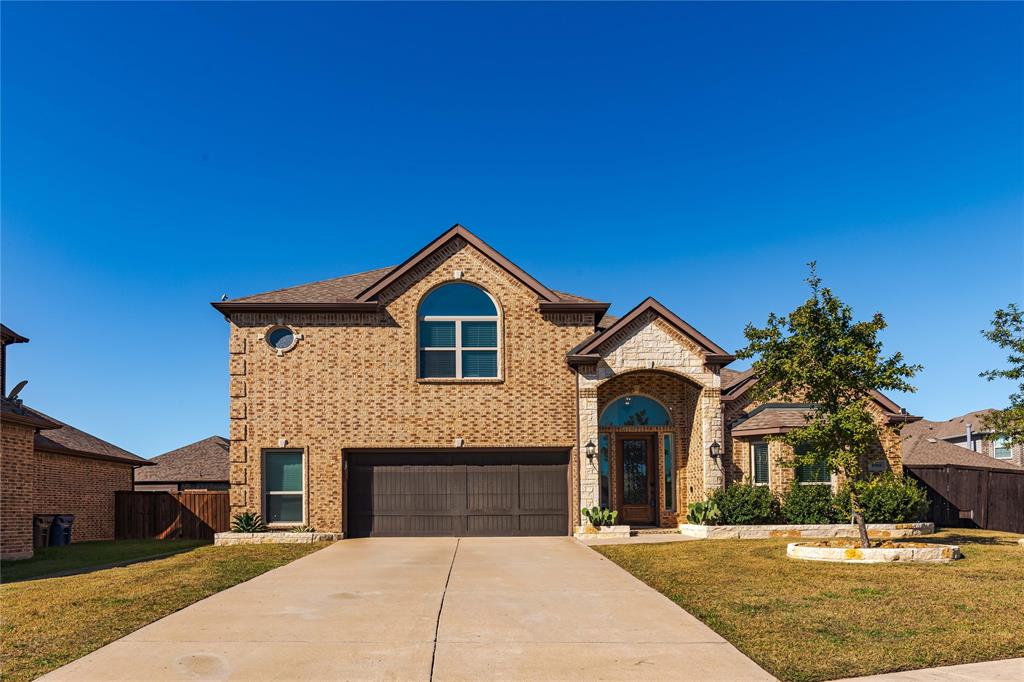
left=737, top=263, right=921, bottom=547
left=979, top=304, right=1024, bottom=446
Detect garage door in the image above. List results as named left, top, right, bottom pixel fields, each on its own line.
left=346, top=451, right=569, bottom=537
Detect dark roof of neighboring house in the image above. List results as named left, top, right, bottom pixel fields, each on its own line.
left=901, top=409, right=997, bottom=441
left=902, top=429, right=1020, bottom=471
left=1, top=324, right=29, bottom=345
left=22, top=406, right=151, bottom=466
left=135, top=435, right=230, bottom=483
left=721, top=367, right=755, bottom=393
left=213, top=225, right=608, bottom=319
left=730, top=403, right=816, bottom=437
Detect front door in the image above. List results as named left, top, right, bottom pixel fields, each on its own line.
left=617, top=435, right=656, bottom=525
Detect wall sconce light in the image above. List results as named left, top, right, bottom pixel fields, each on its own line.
left=709, top=441, right=721, bottom=459
left=585, top=440, right=597, bottom=461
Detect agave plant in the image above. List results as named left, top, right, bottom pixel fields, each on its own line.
left=230, top=511, right=267, bottom=533
left=686, top=501, right=720, bottom=525
left=581, top=506, right=619, bottom=528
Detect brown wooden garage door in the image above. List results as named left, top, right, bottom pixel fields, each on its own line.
left=346, top=451, right=569, bottom=537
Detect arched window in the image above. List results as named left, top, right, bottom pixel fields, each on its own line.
left=600, top=395, right=671, bottom=427
left=419, top=282, right=499, bottom=378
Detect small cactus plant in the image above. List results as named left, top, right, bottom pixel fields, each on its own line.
left=230, top=511, right=267, bottom=533
left=581, top=506, right=619, bottom=528
left=686, top=501, right=721, bottom=525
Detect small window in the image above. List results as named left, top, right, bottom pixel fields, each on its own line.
left=600, top=396, right=671, bottom=427
left=993, top=439, right=1012, bottom=460
left=663, top=434, right=675, bottom=510
left=598, top=434, right=610, bottom=508
left=751, top=442, right=769, bottom=485
left=418, top=283, right=499, bottom=379
left=796, top=462, right=831, bottom=484
left=264, top=450, right=304, bottom=524
left=266, top=326, right=296, bottom=351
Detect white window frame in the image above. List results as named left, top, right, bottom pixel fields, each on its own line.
left=262, top=448, right=306, bottom=527
left=750, top=441, right=770, bottom=486
left=993, top=438, right=1013, bottom=460
left=418, top=287, right=501, bottom=379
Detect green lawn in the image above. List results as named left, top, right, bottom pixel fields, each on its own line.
left=1, top=539, right=207, bottom=582
left=0, top=542, right=328, bottom=682
left=594, top=529, right=1024, bottom=682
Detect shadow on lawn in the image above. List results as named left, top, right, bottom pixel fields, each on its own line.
left=2, top=543, right=206, bottom=584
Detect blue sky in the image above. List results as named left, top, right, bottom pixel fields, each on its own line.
left=2, top=2, right=1022, bottom=458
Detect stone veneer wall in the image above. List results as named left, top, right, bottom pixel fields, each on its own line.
left=32, top=451, right=134, bottom=541
left=226, top=238, right=596, bottom=532
left=576, top=312, right=724, bottom=524
left=1, top=420, right=36, bottom=559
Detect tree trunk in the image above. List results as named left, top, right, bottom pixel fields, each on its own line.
left=852, top=511, right=870, bottom=548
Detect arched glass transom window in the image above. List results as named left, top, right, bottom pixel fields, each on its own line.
left=419, top=282, right=499, bottom=378
left=600, top=395, right=671, bottom=427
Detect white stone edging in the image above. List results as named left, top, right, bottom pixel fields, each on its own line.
left=573, top=525, right=631, bottom=540
left=678, top=522, right=934, bottom=540
left=214, top=532, right=342, bottom=546
left=787, top=541, right=961, bottom=564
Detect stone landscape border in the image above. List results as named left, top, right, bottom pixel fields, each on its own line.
left=678, top=522, right=934, bottom=540
left=214, top=532, right=342, bottom=546
left=574, top=525, right=631, bottom=540
left=787, top=541, right=962, bottom=563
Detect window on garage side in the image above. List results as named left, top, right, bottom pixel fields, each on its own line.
left=264, top=449, right=304, bottom=524
left=793, top=444, right=831, bottom=485
left=419, top=282, right=499, bottom=379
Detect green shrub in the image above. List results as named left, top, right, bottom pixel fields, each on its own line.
left=853, top=473, right=930, bottom=523
left=709, top=483, right=780, bottom=525
left=289, top=525, right=317, bottom=533
left=686, top=500, right=721, bottom=525
left=230, top=511, right=267, bottom=533
left=581, top=507, right=619, bottom=527
left=781, top=482, right=842, bottom=524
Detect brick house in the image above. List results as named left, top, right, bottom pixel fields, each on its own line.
left=212, top=225, right=917, bottom=537
left=1, top=325, right=151, bottom=559
left=901, top=409, right=1022, bottom=468
left=134, top=436, right=230, bottom=492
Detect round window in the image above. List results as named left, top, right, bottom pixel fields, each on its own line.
left=266, top=326, right=295, bottom=351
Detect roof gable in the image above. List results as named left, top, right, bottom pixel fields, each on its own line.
left=356, top=224, right=561, bottom=304
left=571, top=297, right=732, bottom=362
left=721, top=374, right=918, bottom=423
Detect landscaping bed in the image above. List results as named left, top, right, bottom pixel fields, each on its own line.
left=214, top=531, right=342, bottom=545
left=0, top=541, right=328, bottom=681
left=679, top=522, right=934, bottom=540
left=593, top=529, right=1024, bottom=682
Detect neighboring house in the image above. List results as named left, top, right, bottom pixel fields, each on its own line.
left=1, top=325, right=152, bottom=559
left=901, top=409, right=1022, bottom=468
left=211, top=224, right=918, bottom=537
left=134, top=436, right=230, bottom=492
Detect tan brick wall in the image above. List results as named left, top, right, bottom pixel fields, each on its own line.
left=32, top=452, right=134, bottom=541
left=1, top=420, right=36, bottom=559
left=227, top=238, right=596, bottom=532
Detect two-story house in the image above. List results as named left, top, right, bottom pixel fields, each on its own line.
left=212, top=225, right=917, bottom=537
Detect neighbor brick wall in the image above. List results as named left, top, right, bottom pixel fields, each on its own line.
left=226, top=237, right=597, bottom=532
left=1, top=420, right=36, bottom=559
left=32, top=452, right=134, bottom=541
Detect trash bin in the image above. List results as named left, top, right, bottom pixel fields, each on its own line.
left=33, top=515, right=56, bottom=550
left=48, top=514, right=75, bottom=547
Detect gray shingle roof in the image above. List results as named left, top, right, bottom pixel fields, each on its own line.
left=25, top=406, right=147, bottom=465
left=136, top=436, right=230, bottom=483
left=730, top=403, right=815, bottom=436
left=902, top=429, right=1020, bottom=471
left=900, top=409, right=997, bottom=441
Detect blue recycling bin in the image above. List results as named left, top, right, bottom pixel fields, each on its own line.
left=48, top=514, right=75, bottom=547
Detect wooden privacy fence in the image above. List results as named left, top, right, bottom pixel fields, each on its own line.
left=116, top=491, right=230, bottom=541
left=906, top=464, right=1024, bottom=534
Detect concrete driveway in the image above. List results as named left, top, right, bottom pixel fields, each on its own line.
left=43, top=537, right=773, bottom=681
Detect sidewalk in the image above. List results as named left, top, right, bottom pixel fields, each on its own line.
left=837, top=658, right=1024, bottom=681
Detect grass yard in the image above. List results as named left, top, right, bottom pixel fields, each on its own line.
left=1, top=539, right=207, bottom=582
left=594, top=529, right=1024, bottom=682
left=1, top=542, right=327, bottom=681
